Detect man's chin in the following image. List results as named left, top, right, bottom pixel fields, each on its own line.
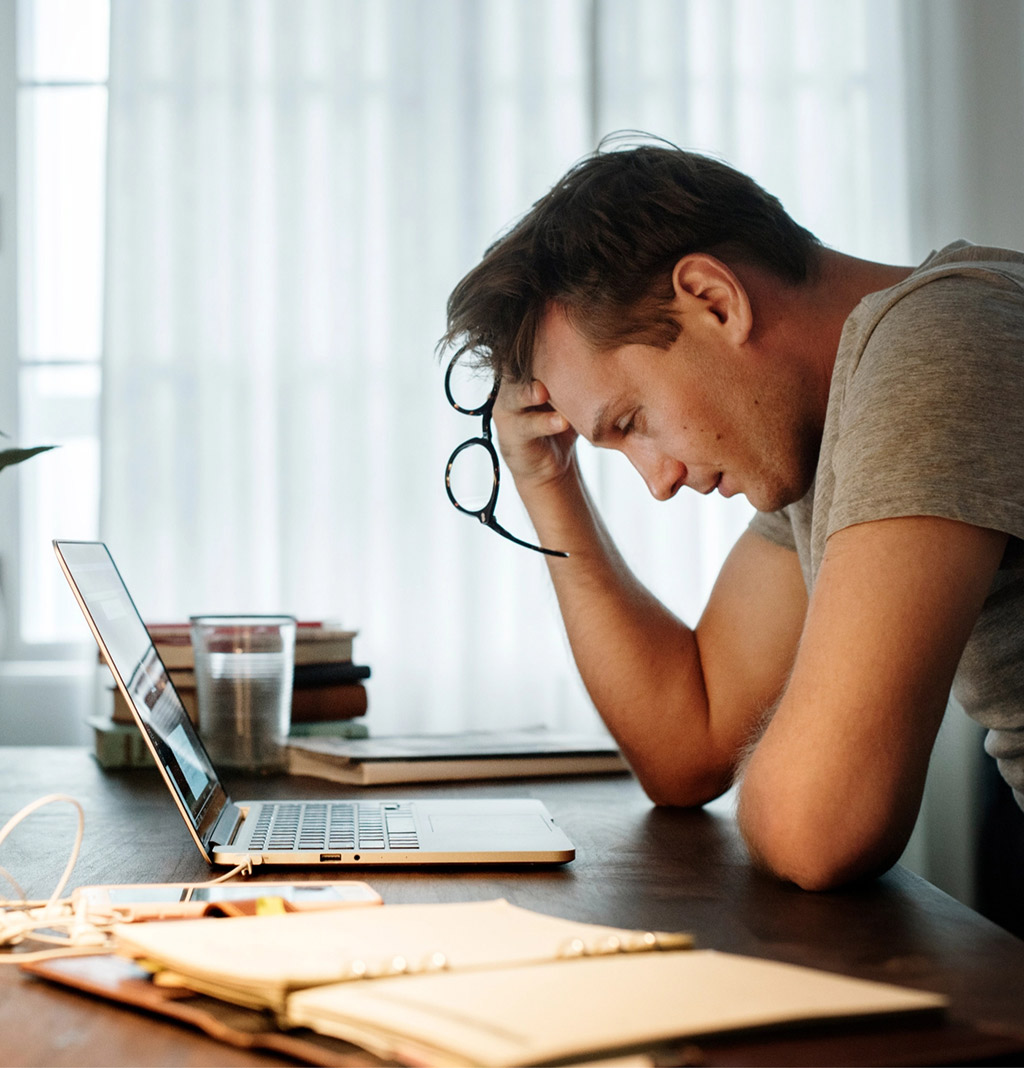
left=746, top=474, right=813, bottom=514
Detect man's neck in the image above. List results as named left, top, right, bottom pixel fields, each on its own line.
left=808, top=247, right=914, bottom=379
left=813, top=248, right=915, bottom=325
left=741, top=248, right=915, bottom=420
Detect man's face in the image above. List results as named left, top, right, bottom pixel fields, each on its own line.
left=531, top=304, right=819, bottom=512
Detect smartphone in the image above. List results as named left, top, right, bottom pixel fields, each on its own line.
left=72, top=880, right=381, bottom=920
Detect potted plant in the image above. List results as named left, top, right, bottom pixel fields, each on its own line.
left=0, top=432, right=55, bottom=650
left=0, top=432, right=54, bottom=473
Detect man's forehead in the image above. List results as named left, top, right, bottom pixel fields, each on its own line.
left=533, top=303, right=588, bottom=365
left=533, top=304, right=617, bottom=389
left=533, top=306, right=629, bottom=444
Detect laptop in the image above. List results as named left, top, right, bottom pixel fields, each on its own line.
left=54, top=540, right=575, bottom=867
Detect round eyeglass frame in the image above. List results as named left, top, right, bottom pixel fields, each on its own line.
left=444, top=353, right=568, bottom=558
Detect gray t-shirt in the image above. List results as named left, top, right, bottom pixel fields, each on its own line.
left=750, top=241, right=1024, bottom=804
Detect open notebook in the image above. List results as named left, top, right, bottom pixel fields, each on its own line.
left=112, top=899, right=947, bottom=1067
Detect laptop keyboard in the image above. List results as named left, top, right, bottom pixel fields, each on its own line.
left=246, top=801, right=419, bottom=852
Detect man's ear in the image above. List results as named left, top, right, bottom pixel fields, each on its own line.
left=670, top=254, right=753, bottom=345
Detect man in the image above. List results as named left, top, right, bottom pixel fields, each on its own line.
left=440, top=141, right=1024, bottom=891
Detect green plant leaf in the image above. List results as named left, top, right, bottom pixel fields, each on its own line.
left=0, top=445, right=57, bottom=473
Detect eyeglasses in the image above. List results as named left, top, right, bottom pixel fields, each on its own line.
left=444, top=352, right=569, bottom=558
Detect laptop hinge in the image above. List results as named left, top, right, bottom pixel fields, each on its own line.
left=210, top=802, right=245, bottom=848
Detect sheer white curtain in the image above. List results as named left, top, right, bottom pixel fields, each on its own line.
left=102, top=0, right=909, bottom=736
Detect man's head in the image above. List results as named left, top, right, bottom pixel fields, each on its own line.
left=441, top=139, right=822, bottom=383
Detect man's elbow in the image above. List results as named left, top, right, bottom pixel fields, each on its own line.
left=631, top=759, right=735, bottom=809
left=735, top=790, right=907, bottom=892
left=745, top=836, right=891, bottom=892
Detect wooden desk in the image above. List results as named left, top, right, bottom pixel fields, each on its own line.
left=2, top=746, right=1023, bottom=1066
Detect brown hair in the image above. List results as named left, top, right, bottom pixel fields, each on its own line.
left=440, top=137, right=821, bottom=382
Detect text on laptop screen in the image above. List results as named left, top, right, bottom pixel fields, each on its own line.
left=57, top=542, right=218, bottom=822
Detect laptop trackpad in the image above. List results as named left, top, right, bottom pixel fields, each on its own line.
left=428, top=813, right=551, bottom=844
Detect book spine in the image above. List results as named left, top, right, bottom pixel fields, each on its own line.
left=125, top=643, right=370, bottom=679
left=285, top=752, right=629, bottom=786
left=110, top=682, right=199, bottom=725
left=89, top=718, right=156, bottom=768
left=140, top=625, right=358, bottom=670
left=109, top=679, right=367, bottom=725
left=288, top=720, right=370, bottom=739
left=294, top=662, right=371, bottom=687
left=291, top=682, right=368, bottom=722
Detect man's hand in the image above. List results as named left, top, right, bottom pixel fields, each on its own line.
left=493, top=379, right=578, bottom=491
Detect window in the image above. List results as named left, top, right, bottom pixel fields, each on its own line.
left=2, top=0, right=108, bottom=656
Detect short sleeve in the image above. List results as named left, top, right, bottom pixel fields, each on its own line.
left=827, top=274, right=1024, bottom=546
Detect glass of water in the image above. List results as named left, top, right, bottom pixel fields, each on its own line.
left=189, top=615, right=297, bottom=772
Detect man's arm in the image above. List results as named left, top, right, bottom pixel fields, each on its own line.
left=496, top=380, right=807, bottom=806
left=737, top=515, right=1007, bottom=890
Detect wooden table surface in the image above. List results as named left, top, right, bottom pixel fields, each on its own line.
left=2, top=746, right=1024, bottom=1066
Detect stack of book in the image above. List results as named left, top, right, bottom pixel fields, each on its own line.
left=91, top=620, right=370, bottom=768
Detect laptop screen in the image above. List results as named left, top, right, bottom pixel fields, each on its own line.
left=54, top=541, right=220, bottom=826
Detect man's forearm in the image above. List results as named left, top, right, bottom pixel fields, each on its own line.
left=517, top=463, right=736, bottom=806
left=734, top=517, right=1006, bottom=891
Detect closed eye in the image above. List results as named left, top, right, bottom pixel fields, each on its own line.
left=592, top=401, right=641, bottom=445
left=617, top=410, right=640, bottom=437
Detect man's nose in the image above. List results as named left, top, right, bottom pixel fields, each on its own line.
left=628, top=447, right=685, bottom=501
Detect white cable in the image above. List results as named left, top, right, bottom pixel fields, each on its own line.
left=0, top=794, right=84, bottom=911
left=1, top=795, right=256, bottom=961
left=2, top=794, right=260, bottom=961
left=0, top=864, right=27, bottom=902
left=0, top=795, right=85, bottom=954
left=174, top=857, right=255, bottom=888
left=0, top=944, right=112, bottom=964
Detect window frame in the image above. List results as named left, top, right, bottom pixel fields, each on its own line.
left=0, top=0, right=107, bottom=664
left=1, top=2, right=24, bottom=658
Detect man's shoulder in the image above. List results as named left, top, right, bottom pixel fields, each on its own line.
left=837, top=240, right=1024, bottom=380
left=920, top=239, right=1024, bottom=274
left=869, top=240, right=1024, bottom=319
